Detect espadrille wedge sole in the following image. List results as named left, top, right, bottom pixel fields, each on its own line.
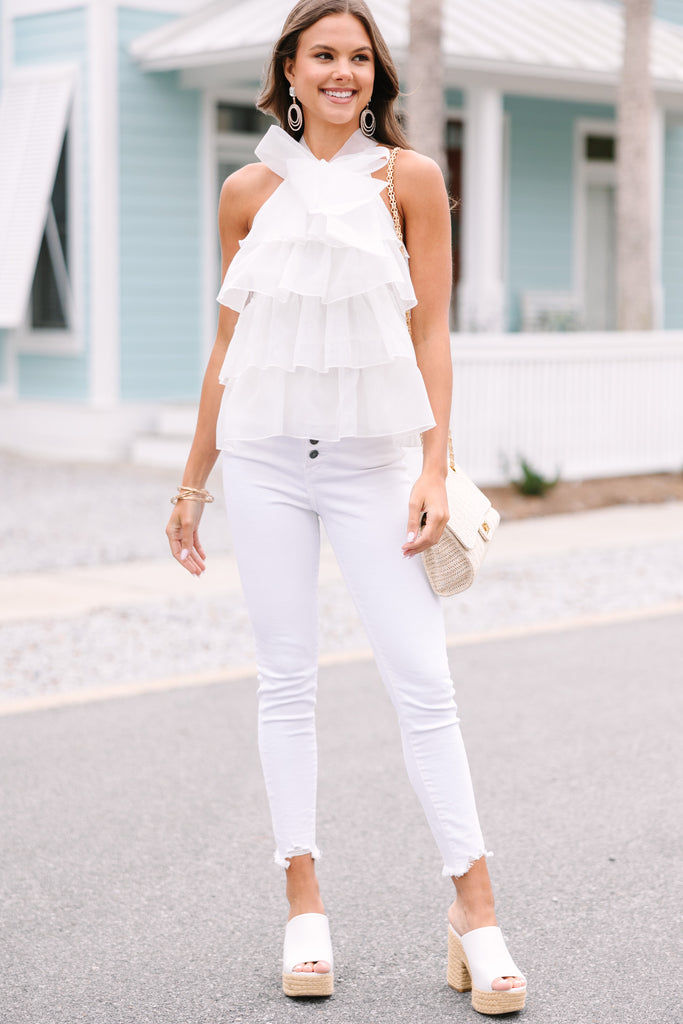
left=282, top=970, right=334, bottom=998
left=282, top=913, right=334, bottom=998
left=448, top=924, right=526, bottom=1015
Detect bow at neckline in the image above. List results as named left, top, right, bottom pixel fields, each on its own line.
left=255, top=125, right=390, bottom=221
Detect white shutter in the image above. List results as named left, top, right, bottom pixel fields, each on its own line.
left=0, top=66, right=75, bottom=328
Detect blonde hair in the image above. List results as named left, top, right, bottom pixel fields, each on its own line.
left=258, top=0, right=410, bottom=149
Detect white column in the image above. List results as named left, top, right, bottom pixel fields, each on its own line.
left=1, top=1, right=12, bottom=94
left=651, top=104, right=665, bottom=329
left=458, top=85, right=505, bottom=333
left=88, top=0, right=119, bottom=407
left=201, top=89, right=218, bottom=366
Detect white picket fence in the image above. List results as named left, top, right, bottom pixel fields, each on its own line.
left=450, top=331, right=683, bottom=485
left=128, top=330, right=683, bottom=478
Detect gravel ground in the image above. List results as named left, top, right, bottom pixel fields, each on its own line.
left=2, top=452, right=232, bottom=573
left=2, top=451, right=682, bottom=703
left=2, top=539, right=682, bottom=702
left=5, top=449, right=682, bottom=573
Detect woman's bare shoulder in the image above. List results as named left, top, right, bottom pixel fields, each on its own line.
left=220, top=161, right=279, bottom=195
left=219, top=162, right=283, bottom=233
left=393, top=148, right=446, bottom=193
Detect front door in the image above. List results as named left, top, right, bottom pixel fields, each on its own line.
left=584, top=182, right=617, bottom=330
left=580, top=130, right=617, bottom=330
left=446, top=120, right=463, bottom=328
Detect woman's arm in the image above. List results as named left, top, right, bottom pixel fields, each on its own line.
left=165, top=170, right=253, bottom=576
left=394, top=151, right=454, bottom=558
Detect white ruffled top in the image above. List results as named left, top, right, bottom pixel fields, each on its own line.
left=215, top=125, right=436, bottom=446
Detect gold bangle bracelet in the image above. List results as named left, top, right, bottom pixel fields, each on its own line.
left=170, top=486, right=214, bottom=505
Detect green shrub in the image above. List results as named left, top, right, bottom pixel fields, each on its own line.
left=511, top=457, right=560, bottom=497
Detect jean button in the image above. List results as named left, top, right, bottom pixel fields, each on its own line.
left=309, top=449, right=319, bottom=459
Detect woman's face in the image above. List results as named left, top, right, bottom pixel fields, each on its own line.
left=284, top=13, right=375, bottom=132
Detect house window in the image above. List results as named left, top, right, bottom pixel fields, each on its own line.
left=216, top=103, right=272, bottom=134
left=30, top=133, right=71, bottom=329
left=585, top=134, right=616, bottom=162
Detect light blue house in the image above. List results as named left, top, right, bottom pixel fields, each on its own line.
left=1, top=0, right=682, bottom=464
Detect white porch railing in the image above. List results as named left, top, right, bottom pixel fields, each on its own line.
left=450, top=331, right=683, bottom=485
left=3, top=332, right=680, bottom=474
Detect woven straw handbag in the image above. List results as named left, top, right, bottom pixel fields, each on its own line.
left=386, top=147, right=500, bottom=596
left=421, top=439, right=500, bottom=596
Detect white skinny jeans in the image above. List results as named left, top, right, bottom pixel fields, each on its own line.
left=221, top=435, right=487, bottom=878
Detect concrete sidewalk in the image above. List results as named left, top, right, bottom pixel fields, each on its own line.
left=3, top=501, right=682, bottom=624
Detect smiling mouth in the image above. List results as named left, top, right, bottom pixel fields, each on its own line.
left=321, top=89, right=357, bottom=101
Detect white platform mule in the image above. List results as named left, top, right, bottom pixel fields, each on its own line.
left=448, top=923, right=526, bottom=1015
left=282, top=913, right=334, bottom=997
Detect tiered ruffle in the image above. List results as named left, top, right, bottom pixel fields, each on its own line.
left=220, top=288, right=417, bottom=376
left=218, top=236, right=415, bottom=311
left=215, top=126, right=436, bottom=445
left=217, top=362, right=434, bottom=444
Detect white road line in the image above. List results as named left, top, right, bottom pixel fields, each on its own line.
left=1, top=600, right=681, bottom=718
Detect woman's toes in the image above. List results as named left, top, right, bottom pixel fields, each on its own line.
left=491, top=975, right=525, bottom=991
left=292, top=960, right=330, bottom=974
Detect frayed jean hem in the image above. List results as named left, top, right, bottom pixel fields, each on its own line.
left=274, top=845, right=322, bottom=870
left=442, top=849, right=493, bottom=880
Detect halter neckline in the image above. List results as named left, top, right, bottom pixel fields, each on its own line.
left=255, top=124, right=389, bottom=179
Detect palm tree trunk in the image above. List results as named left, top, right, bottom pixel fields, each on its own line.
left=617, top=0, right=655, bottom=330
left=406, top=0, right=446, bottom=172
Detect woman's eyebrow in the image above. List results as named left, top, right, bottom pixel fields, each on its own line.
left=307, top=43, right=373, bottom=54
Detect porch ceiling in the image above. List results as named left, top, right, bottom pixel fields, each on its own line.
left=130, top=0, right=683, bottom=97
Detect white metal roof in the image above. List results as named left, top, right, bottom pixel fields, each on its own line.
left=0, top=65, right=74, bottom=329
left=130, top=0, right=683, bottom=94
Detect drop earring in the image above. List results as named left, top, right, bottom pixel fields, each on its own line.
left=287, top=85, right=303, bottom=133
left=360, top=102, right=376, bottom=138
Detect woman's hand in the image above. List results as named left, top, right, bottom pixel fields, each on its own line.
left=166, top=499, right=207, bottom=576
left=402, top=471, right=449, bottom=558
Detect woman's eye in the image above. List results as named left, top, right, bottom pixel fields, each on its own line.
left=313, top=52, right=371, bottom=62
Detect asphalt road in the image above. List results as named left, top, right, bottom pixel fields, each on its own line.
left=1, top=613, right=681, bottom=1024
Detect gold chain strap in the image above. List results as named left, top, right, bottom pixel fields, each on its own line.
left=386, top=146, right=403, bottom=243
left=387, top=147, right=454, bottom=473
left=386, top=147, right=411, bottom=335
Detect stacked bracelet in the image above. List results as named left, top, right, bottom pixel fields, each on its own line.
left=171, top=486, right=214, bottom=505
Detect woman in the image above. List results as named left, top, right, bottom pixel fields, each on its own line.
left=166, top=0, right=526, bottom=1014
